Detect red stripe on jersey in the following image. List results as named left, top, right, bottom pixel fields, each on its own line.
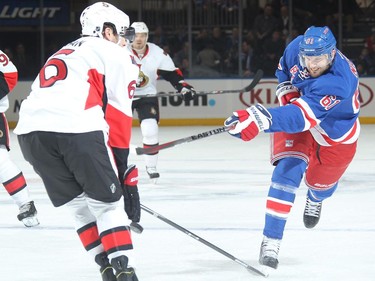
left=85, top=69, right=105, bottom=110
left=294, top=101, right=317, bottom=128
left=101, top=227, right=132, bottom=253
left=106, top=104, right=132, bottom=148
left=4, top=71, right=18, bottom=93
left=3, top=172, right=26, bottom=195
left=78, top=224, right=100, bottom=249
left=321, top=119, right=358, bottom=145
left=266, top=199, right=292, bottom=214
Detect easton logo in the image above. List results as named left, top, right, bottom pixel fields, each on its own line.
left=191, top=127, right=226, bottom=140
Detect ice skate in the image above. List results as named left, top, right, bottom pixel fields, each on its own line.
left=95, top=252, right=116, bottom=281
left=259, top=236, right=281, bottom=269
left=17, top=201, right=39, bottom=227
left=303, top=197, right=322, bottom=228
left=111, top=256, right=139, bottom=281
left=146, top=166, right=159, bottom=184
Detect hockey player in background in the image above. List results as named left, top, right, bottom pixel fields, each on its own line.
left=0, top=49, right=39, bottom=227
left=130, top=21, right=196, bottom=182
left=224, top=26, right=360, bottom=269
left=14, top=2, right=140, bottom=281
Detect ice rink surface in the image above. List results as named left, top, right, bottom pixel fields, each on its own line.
left=1, top=125, right=374, bottom=281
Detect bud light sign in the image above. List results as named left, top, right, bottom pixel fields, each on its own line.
left=0, top=0, right=70, bottom=26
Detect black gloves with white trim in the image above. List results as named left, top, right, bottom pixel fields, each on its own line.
left=175, top=80, right=196, bottom=101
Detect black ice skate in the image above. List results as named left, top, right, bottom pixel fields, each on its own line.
left=259, top=236, right=281, bottom=269
left=95, top=252, right=116, bottom=281
left=303, top=197, right=323, bottom=228
left=111, top=255, right=139, bottom=281
left=146, top=166, right=159, bottom=183
left=17, top=201, right=39, bottom=227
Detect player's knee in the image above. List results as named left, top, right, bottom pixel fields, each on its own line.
left=272, top=157, right=307, bottom=187
left=87, top=197, right=121, bottom=218
left=308, top=183, right=338, bottom=201
left=140, top=118, right=158, bottom=144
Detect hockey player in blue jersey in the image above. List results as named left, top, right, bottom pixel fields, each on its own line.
left=224, top=26, right=360, bottom=269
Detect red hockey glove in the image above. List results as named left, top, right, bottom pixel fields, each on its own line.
left=123, top=164, right=140, bottom=223
left=276, top=81, right=301, bottom=106
left=175, top=80, right=196, bottom=101
left=224, top=104, right=272, bottom=141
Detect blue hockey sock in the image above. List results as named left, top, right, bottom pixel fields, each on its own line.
left=263, top=158, right=307, bottom=239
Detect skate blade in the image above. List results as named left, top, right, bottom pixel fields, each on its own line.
left=149, top=178, right=158, bottom=184
left=22, top=216, right=40, bottom=227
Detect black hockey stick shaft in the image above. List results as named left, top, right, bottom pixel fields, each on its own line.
left=134, top=69, right=263, bottom=98
left=135, top=126, right=230, bottom=155
left=140, top=204, right=268, bottom=277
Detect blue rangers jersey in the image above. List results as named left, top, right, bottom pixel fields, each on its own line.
left=266, top=35, right=360, bottom=146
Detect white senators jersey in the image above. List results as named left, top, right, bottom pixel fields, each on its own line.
left=0, top=49, right=18, bottom=113
left=14, top=37, right=139, bottom=148
left=131, top=42, right=177, bottom=96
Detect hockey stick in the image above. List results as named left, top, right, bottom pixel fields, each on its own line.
left=134, top=69, right=263, bottom=98
left=135, top=126, right=229, bottom=155
left=141, top=204, right=269, bottom=277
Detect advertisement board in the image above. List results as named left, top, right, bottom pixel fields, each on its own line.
left=6, top=77, right=375, bottom=128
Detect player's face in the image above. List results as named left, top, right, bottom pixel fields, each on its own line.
left=302, top=54, right=330, bottom=77
left=131, top=33, right=147, bottom=51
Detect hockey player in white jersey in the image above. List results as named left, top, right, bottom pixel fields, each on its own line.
left=0, top=49, right=39, bottom=227
left=130, top=22, right=196, bottom=182
left=14, top=2, right=140, bottom=281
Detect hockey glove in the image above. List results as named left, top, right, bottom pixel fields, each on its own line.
left=224, top=104, right=272, bottom=141
left=276, top=81, right=301, bottom=106
left=175, top=80, right=196, bottom=101
left=123, top=164, right=141, bottom=223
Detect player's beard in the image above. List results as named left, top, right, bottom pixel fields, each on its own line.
left=132, top=42, right=146, bottom=53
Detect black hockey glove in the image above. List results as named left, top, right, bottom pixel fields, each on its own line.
left=123, top=164, right=141, bottom=223
left=175, top=80, right=196, bottom=101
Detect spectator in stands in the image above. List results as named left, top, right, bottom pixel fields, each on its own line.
left=252, top=4, right=280, bottom=44
left=224, top=39, right=255, bottom=77
left=279, top=5, right=291, bottom=40
left=2, top=48, right=13, bottom=60
left=173, top=42, right=191, bottom=71
left=149, top=25, right=167, bottom=48
left=193, top=28, right=209, bottom=53
left=262, top=30, right=285, bottom=76
left=324, top=0, right=361, bottom=34
left=356, top=47, right=375, bottom=75
left=226, top=27, right=239, bottom=52
left=355, top=61, right=367, bottom=76
left=365, top=31, right=375, bottom=54
left=196, top=40, right=221, bottom=73
left=211, top=26, right=228, bottom=63
left=13, top=43, right=34, bottom=79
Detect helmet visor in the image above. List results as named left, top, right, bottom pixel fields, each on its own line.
left=124, top=27, right=135, bottom=43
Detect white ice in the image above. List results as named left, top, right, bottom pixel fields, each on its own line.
left=1, top=125, right=374, bottom=281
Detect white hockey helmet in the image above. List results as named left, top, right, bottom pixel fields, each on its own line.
left=80, top=2, right=129, bottom=38
left=131, top=22, right=149, bottom=34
